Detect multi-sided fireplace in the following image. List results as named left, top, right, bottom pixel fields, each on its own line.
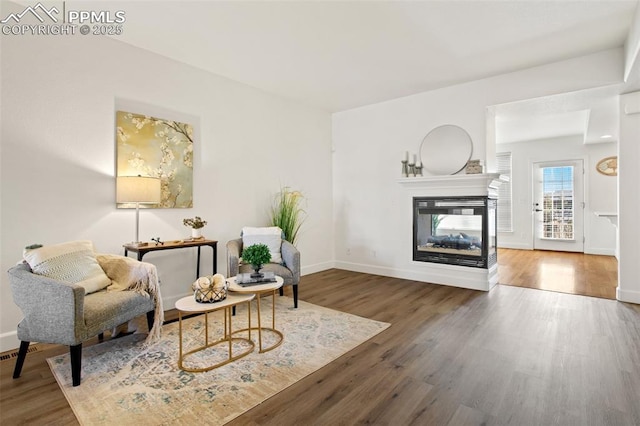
left=413, top=196, right=497, bottom=268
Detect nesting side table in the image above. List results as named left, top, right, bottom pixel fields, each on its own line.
left=227, top=276, right=284, bottom=353
left=175, top=293, right=255, bottom=372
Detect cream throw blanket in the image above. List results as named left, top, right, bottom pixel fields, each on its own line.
left=97, top=254, right=164, bottom=343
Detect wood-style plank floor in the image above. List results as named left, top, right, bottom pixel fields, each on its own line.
left=498, top=248, right=618, bottom=300
left=2, top=268, right=638, bottom=425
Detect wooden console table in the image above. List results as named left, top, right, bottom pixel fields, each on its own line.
left=123, top=239, right=218, bottom=279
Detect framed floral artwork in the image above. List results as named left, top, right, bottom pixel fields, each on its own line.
left=116, top=110, right=194, bottom=208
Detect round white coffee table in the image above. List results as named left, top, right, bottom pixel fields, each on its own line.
left=227, top=276, right=284, bottom=353
left=175, top=293, right=255, bottom=372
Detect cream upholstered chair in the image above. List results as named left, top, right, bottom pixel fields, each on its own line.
left=227, top=227, right=300, bottom=308
left=8, top=241, right=162, bottom=386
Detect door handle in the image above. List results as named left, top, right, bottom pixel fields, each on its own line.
left=534, top=209, right=542, bottom=212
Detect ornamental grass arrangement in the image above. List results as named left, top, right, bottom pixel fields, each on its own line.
left=270, top=187, right=306, bottom=246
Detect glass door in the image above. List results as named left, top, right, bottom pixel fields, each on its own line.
left=532, top=160, right=584, bottom=252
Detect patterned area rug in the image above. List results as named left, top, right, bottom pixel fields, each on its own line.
left=48, top=296, right=390, bottom=425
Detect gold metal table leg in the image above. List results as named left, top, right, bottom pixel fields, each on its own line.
left=178, top=311, right=184, bottom=370
left=229, top=292, right=283, bottom=353
left=177, top=300, right=255, bottom=372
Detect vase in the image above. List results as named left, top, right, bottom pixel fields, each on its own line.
left=250, top=264, right=263, bottom=278
left=191, top=228, right=202, bottom=238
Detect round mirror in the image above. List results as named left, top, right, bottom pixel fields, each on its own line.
left=420, top=125, right=473, bottom=175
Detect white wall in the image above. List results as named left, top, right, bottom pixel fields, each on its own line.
left=0, top=33, right=333, bottom=351
left=332, top=49, right=623, bottom=286
left=497, top=136, right=617, bottom=255
left=617, top=92, right=640, bottom=304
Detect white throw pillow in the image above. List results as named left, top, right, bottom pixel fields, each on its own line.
left=241, top=226, right=283, bottom=264
left=23, top=240, right=112, bottom=294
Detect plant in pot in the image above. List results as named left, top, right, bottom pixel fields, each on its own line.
left=242, top=243, right=272, bottom=278
left=270, top=186, right=306, bottom=246
left=183, top=216, right=207, bottom=238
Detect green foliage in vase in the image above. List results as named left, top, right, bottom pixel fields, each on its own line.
left=270, top=187, right=306, bottom=245
left=431, top=214, right=442, bottom=235
left=183, top=216, right=207, bottom=229
left=242, top=244, right=272, bottom=266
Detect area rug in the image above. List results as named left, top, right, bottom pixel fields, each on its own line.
left=48, top=296, right=390, bottom=425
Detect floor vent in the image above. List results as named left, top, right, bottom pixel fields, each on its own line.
left=0, top=345, right=39, bottom=362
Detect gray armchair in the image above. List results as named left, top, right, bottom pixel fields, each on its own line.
left=8, top=257, right=160, bottom=386
left=227, top=238, right=301, bottom=308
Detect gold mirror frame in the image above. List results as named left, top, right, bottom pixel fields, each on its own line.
left=596, top=156, right=617, bottom=176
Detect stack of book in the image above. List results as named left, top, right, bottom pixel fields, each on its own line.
left=235, top=271, right=277, bottom=286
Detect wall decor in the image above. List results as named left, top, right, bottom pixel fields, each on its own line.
left=401, top=151, right=422, bottom=177
left=465, top=159, right=484, bottom=174
left=116, top=110, right=194, bottom=208
left=420, top=124, right=473, bottom=175
left=401, top=151, right=409, bottom=177
left=596, top=156, right=617, bottom=176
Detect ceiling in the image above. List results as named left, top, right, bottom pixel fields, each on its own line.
left=107, top=0, right=638, bottom=114
left=494, top=84, right=622, bottom=144
left=12, top=0, right=633, bottom=144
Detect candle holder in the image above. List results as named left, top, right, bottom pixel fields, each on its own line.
left=408, top=162, right=416, bottom=177
left=401, top=160, right=408, bottom=177
left=415, top=164, right=423, bottom=177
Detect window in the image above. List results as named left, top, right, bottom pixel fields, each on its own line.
left=496, top=152, right=512, bottom=232
left=540, top=166, right=574, bottom=240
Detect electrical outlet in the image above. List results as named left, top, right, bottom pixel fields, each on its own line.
left=372, top=250, right=377, bottom=258
left=346, top=248, right=351, bottom=255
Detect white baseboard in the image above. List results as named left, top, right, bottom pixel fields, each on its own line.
left=499, top=244, right=616, bottom=257
left=617, top=287, right=640, bottom=304
left=497, top=243, right=532, bottom=250
left=301, top=261, right=335, bottom=276
left=1, top=330, right=20, bottom=353
left=334, top=261, right=493, bottom=292
left=584, top=247, right=616, bottom=256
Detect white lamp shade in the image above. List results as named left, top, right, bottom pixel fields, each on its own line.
left=116, top=176, right=161, bottom=204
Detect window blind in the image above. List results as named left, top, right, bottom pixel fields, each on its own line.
left=496, top=152, right=512, bottom=232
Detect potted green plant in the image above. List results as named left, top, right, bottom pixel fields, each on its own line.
left=270, top=186, right=306, bottom=245
left=242, top=243, right=272, bottom=277
left=183, top=216, right=207, bottom=238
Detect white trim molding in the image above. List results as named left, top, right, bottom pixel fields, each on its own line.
left=617, top=287, right=640, bottom=304
left=301, top=261, right=335, bottom=276
left=0, top=330, right=20, bottom=353
left=335, top=261, right=497, bottom=292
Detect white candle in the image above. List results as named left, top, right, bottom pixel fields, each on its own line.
left=416, top=160, right=421, bottom=167
left=404, top=151, right=408, bottom=162
left=412, top=154, right=417, bottom=164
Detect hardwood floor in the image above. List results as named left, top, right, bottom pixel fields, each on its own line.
left=2, top=269, right=639, bottom=425
left=498, top=248, right=618, bottom=300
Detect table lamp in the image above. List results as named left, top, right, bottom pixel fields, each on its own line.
left=117, top=176, right=161, bottom=247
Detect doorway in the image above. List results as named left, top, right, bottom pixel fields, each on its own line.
left=532, top=159, right=584, bottom=253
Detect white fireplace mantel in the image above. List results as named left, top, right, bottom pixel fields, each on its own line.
left=397, top=172, right=508, bottom=292
left=397, top=173, right=507, bottom=197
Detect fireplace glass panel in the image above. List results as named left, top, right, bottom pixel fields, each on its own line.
left=414, top=197, right=495, bottom=268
